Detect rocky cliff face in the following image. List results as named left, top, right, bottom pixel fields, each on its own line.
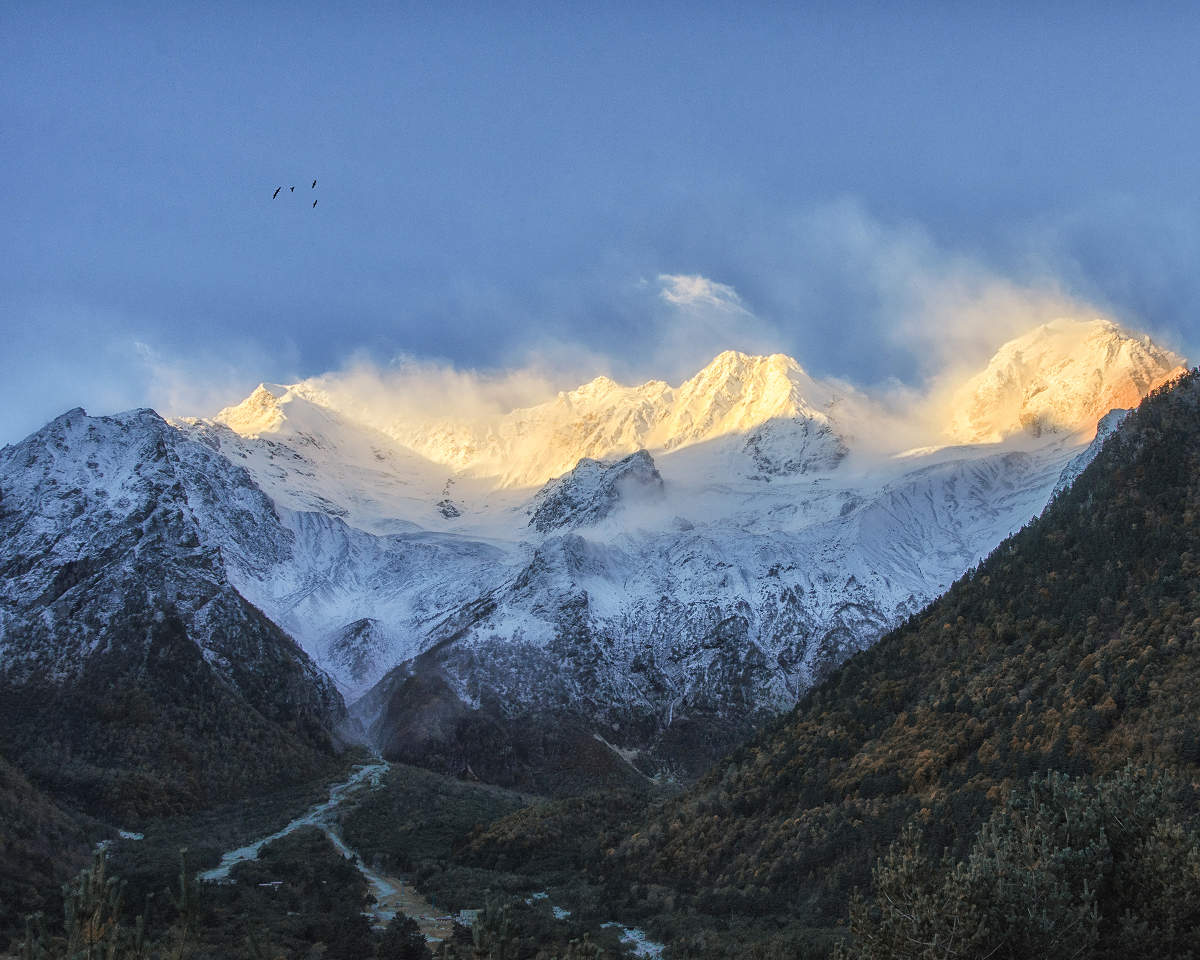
left=528, top=450, right=665, bottom=532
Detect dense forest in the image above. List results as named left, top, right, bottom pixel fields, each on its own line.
left=0, top=755, right=96, bottom=942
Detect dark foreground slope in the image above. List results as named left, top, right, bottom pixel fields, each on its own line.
left=0, top=754, right=96, bottom=943
left=0, top=409, right=347, bottom=823
left=458, top=370, right=1200, bottom=952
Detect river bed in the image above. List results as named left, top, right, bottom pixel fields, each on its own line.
left=196, top=761, right=452, bottom=939
left=196, top=759, right=664, bottom=953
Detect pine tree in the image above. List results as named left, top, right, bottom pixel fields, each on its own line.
left=19, top=850, right=149, bottom=960
left=839, top=765, right=1200, bottom=960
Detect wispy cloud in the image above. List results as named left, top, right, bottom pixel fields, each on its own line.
left=641, top=273, right=785, bottom=380
left=132, top=338, right=303, bottom=421
left=307, top=351, right=576, bottom=429
left=658, top=274, right=748, bottom=312
left=730, top=198, right=1101, bottom=385
left=6, top=199, right=1182, bottom=453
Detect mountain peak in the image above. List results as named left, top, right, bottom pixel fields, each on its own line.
left=213, top=382, right=350, bottom=442
left=696, top=350, right=797, bottom=378
left=564, top=374, right=624, bottom=402
left=215, top=383, right=290, bottom=436
left=666, top=351, right=836, bottom=440
left=946, top=317, right=1186, bottom=443
left=52, top=406, right=88, bottom=424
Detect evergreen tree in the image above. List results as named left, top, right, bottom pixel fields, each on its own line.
left=378, top=911, right=430, bottom=960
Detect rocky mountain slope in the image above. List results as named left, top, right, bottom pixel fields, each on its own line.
left=0, top=408, right=347, bottom=820
left=0, top=318, right=1185, bottom=790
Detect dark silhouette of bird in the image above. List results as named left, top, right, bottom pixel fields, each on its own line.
left=311, top=179, right=317, bottom=189
left=312, top=199, right=318, bottom=208
left=272, top=187, right=281, bottom=199
left=289, top=186, right=295, bottom=192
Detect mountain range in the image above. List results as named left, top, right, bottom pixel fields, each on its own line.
left=0, top=317, right=1186, bottom=790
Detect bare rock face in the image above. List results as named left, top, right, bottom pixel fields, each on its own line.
left=528, top=450, right=665, bottom=533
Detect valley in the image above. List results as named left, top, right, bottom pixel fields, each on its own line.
left=3, top=318, right=1199, bottom=958
left=197, top=759, right=457, bottom=941
left=163, top=320, right=1184, bottom=784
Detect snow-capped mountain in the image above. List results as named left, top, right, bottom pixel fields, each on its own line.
left=0, top=317, right=1187, bottom=785
left=0, top=408, right=347, bottom=816
left=231, top=350, right=851, bottom=491
left=947, top=318, right=1184, bottom=443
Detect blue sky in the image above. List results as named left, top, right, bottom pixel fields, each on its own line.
left=3, top=2, right=1200, bottom=441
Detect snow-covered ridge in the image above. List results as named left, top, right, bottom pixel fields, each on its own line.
left=209, top=320, right=1185, bottom=500
left=390, top=349, right=848, bottom=486
left=214, top=350, right=850, bottom=489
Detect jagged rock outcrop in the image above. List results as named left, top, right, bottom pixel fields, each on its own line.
left=528, top=450, right=665, bottom=532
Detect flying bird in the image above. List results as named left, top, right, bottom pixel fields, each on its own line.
left=312, top=179, right=317, bottom=189
left=289, top=186, right=294, bottom=192
left=272, top=187, right=281, bottom=199
left=312, top=199, right=318, bottom=208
